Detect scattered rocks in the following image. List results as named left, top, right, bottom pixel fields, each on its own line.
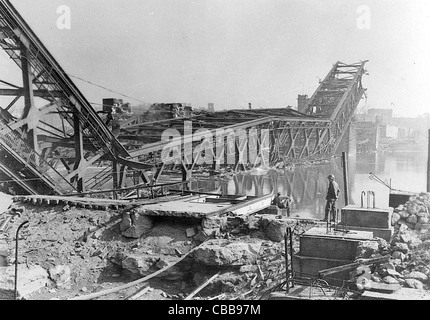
left=393, top=193, right=430, bottom=232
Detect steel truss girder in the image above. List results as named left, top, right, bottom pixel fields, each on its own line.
left=0, top=0, right=156, bottom=195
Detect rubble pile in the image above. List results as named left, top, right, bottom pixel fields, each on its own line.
left=0, top=202, right=140, bottom=299
left=353, top=225, right=430, bottom=292
left=391, top=193, right=430, bottom=233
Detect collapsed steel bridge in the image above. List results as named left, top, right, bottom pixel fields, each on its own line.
left=0, top=0, right=368, bottom=197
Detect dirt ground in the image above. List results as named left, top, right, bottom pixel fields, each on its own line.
left=3, top=194, right=429, bottom=301
left=1, top=196, right=323, bottom=300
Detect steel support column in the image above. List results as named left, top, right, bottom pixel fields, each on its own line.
left=20, top=43, right=38, bottom=154
left=73, top=112, right=85, bottom=193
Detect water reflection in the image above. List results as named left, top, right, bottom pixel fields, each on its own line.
left=196, top=151, right=428, bottom=220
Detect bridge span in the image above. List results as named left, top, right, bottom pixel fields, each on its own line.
left=0, top=0, right=368, bottom=197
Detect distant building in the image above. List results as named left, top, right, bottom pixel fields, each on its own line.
left=297, top=94, right=310, bottom=113
left=356, top=108, right=430, bottom=141
left=102, top=98, right=132, bottom=114
left=208, top=103, right=215, bottom=112
left=365, top=108, right=393, bottom=123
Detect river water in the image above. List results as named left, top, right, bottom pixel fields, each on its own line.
left=209, top=151, right=429, bottom=220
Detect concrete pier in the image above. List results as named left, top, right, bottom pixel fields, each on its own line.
left=338, top=205, right=394, bottom=241
left=292, top=227, right=374, bottom=283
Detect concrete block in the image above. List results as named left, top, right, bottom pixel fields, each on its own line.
left=292, top=254, right=352, bottom=281
left=299, top=236, right=362, bottom=261
left=343, top=225, right=394, bottom=242
left=340, top=205, right=393, bottom=229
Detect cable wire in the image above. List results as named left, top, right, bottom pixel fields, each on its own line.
left=67, top=74, right=147, bottom=104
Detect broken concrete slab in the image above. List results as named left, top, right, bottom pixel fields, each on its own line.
left=0, top=192, right=13, bottom=215
left=193, top=239, right=262, bottom=266
left=361, top=287, right=430, bottom=300
left=0, top=264, right=49, bottom=299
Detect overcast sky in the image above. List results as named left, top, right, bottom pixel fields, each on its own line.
left=2, top=0, right=430, bottom=117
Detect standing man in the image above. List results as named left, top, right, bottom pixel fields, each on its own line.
left=324, top=174, right=340, bottom=221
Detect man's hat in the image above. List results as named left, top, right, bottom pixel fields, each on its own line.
left=327, top=174, right=335, bottom=179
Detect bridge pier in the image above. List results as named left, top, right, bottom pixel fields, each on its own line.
left=348, top=122, right=357, bottom=156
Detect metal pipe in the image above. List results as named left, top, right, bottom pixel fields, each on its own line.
left=284, top=226, right=294, bottom=293
left=14, top=221, right=29, bottom=300
left=367, top=191, right=371, bottom=208
left=288, top=227, right=294, bottom=289
left=341, top=152, right=349, bottom=206
left=284, top=229, right=289, bottom=293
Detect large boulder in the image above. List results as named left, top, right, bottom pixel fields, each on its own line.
left=404, top=271, right=428, bottom=282
left=405, top=278, right=424, bottom=290
left=406, top=214, right=418, bottom=225
left=120, top=253, right=159, bottom=275
left=0, top=265, right=48, bottom=299
left=393, top=243, right=409, bottom=254
left=383, top=276, right=399, bottom=284
left=193, top=239, right=262, bottom=266
left=356, top=241, right=380, bottom=259
left=260, top=217, right=295, bottom=242
left=391, top=212, right=401, bottom=225
left=398, top=211, right=410, bottom=219
left=48, top=265, right=71, bottom=289
left=120, top=211, right=154, bottom=239
left=119, top=253, right=189, bottom=280
left=418, top=216, right=429, bottom=224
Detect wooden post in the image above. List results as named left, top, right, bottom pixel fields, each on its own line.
left=112, top=161, right=119, bottom=199
left=341, top=151, right=349, bottom=206
left=427, top=130, right=430, bottom=192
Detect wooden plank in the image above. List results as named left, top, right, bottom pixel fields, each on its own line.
left=318, top=255, right=390, bottom=278
left=126, top=285, right=151, bottom=300
left=184, top=271, right=221, bottom=300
